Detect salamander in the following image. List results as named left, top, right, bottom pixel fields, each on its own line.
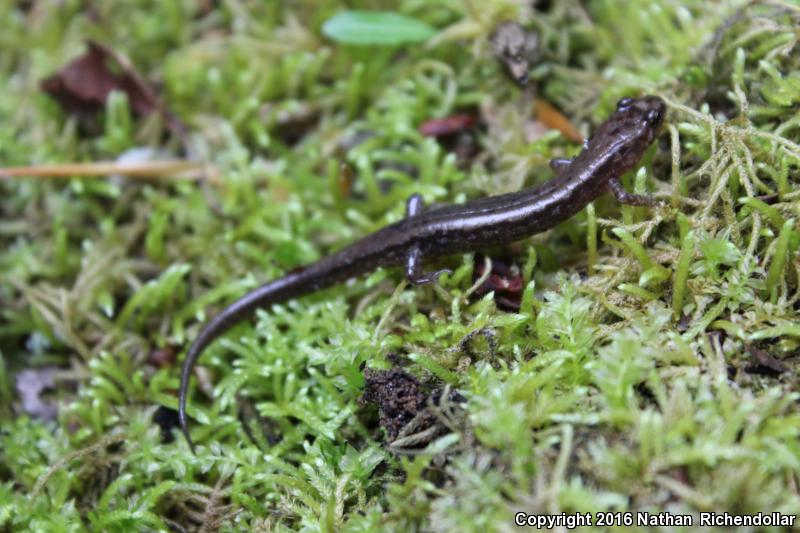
left=178, top=95, right=666, bottom=451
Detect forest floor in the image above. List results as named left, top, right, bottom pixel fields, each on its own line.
left=1, top=1, right=800, bottom=531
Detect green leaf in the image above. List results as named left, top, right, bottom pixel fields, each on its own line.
left=322, top=11, right=435, bottom=45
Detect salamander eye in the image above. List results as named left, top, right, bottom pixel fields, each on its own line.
left=617, top=97, right=634, bottom=110
left=646, top=109, right=663, bottom=124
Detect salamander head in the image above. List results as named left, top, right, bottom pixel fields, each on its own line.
left=611, top=95, right=666, bottom=142
left=584, top=95, right=666, bottom=172
left=578, top=96, right=667, bottom=178
left=604, top=96, right=667, bottom=142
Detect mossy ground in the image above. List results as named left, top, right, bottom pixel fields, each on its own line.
left=2, top=1, right=800, bottom=531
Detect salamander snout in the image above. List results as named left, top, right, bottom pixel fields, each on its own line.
left=619, top=95, right=667, bottom=145
left=611, top=95, right=666, bottom=133
left=637, top=96, right=666, bottom=128
left=598, top=95, right=666, bottom=167
left=646, top=108, right=663, bottom=124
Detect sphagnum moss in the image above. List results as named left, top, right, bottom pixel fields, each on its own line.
left=1, top=1, right=799, bottom=531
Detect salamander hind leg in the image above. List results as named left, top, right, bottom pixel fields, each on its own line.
left=608, top=178, right=659, bottom=206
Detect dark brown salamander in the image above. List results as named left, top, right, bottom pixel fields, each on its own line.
left=179, top=95, right=666, bottom=451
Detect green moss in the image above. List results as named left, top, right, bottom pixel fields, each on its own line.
left=2, top=0, right=800, bottom=530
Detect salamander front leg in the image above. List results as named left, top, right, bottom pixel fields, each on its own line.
left=549, top=158, right=572, bottom=173
left=406, top=193, right=425, bottom=217
left=406, top=245, right=451, bottom=285
left=608, top=178, right=659, bottom=207
left=404, top=193, right=451, bottom=285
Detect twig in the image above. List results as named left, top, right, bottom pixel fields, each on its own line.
left=0, top=160, right=220, bottom=185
